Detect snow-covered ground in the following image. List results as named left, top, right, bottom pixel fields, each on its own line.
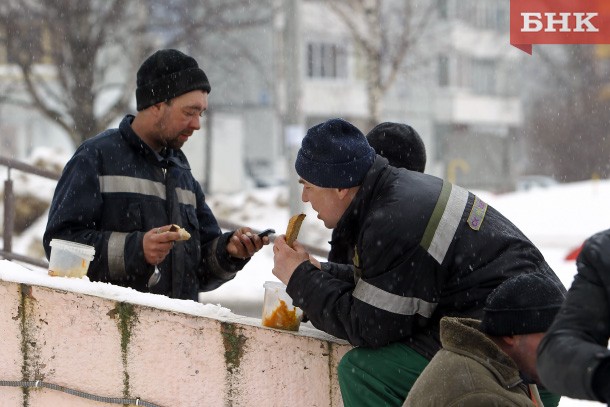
left=3, top=152, right=609, bottom=406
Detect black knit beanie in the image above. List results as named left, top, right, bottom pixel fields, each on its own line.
left=366, top=122, right=427, bottom=173
left=480, top=273, right=566, bottom=336
left=295, top=118, right=375, bottom=188
left=136, top=49, right=211, bottom=111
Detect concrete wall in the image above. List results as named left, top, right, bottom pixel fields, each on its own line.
left=0, top=274, right=351, bottom=407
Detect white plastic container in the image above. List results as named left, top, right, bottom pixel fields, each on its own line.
left=48, top=239, right=96, bottom=278
left=261, top=281, right=303, bottom=331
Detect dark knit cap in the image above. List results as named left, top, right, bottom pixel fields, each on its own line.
left=366, top=122, right=427, bottom=172
left=136, top=49, right=211, bottom=111
left=295, top=118, right=375, bottom=188
left=480, top=273, right=565, bottom=336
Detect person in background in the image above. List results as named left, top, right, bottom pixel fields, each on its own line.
left=537, top=228, right=610, bottom=404
left=366, top=121, right=426, bottom=173
left=44, top=49, right=268, bottom=301
left=272, top=118, right=565, bottom=406
left=405, top=272, right=565, bottom=407
left=326, top=121, right=427, bottom=265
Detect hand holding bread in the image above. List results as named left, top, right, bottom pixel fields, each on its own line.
left=272, top=213, right=309, bottom=285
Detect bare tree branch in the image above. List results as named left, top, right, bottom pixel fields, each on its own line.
left=326, top=0, right=438, bottom=129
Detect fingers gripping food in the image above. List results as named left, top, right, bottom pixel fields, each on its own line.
left=169, top=224, right=191, bottom=241
left=285, top=214, right=306, bottom=248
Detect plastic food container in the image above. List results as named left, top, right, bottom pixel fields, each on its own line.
left=48, top=239, right=96, bottom=278
left=261, top=281, right=303, bottom=331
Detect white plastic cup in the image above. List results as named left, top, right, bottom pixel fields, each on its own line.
left=48, top=239, right=96, bottom=278
left=261, top=281, right=303, bottom=331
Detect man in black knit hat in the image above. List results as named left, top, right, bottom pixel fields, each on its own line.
left=44, top=49, right=269, bottom=300
left=366, top=122, right=426, bottom=173
left=405, top=272, right=565, bottom=406
left=271, top=117, right=565, bottom=406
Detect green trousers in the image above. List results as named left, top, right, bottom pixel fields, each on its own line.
left=337, top=344, right=562, bottom=407
left=539, top=388, right=561, bottom=407
left=338, top=343, right=428, bottom=407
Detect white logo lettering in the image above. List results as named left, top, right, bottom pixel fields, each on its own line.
left=544, top=13, right=571, bottom=32
left=521, top=13, right=543, bottom=32
left=573, top=12, right=599, bottom=32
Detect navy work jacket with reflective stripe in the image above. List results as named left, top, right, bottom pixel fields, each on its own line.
left=288, top=156, right=564, bottom=358
left=43, top=115, right=246, bottom=300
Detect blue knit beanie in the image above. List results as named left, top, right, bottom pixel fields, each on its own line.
left=295, top=118, right=375, bottom=188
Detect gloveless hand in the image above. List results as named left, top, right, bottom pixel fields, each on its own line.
left=272, top=235, right=310, bottom=285
left=226, top=227, right=269, bottom=259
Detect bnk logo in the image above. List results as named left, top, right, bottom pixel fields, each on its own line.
left=521, top=12, right=598, bottom=32
left=510, top=0, right=610, bottom=54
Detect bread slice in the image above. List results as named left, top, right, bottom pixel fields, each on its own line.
left=285, top=213, right=306, bottom=248
left=169, top=224, right=191, bottom=241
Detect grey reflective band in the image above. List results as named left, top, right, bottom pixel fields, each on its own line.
left=353, top=279, right=437, bottom=317
left=208, top=236, right=237, bottom=280
left=420, top=181, right=469, bottom=265
left=99, top=175, right=166, bottom=200
left=108, top=232, right=128, bottom=280
left=176, top=188, right=196, bottom=207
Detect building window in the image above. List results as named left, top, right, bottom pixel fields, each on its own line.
left=471, top=59, right=496, bottom=95
left=307, top=42, right=347, bottom=79
left=438, top=55, right=449, bottom=87
left=455, top=1, right=507, bottom=31
left=437, top=0, right=448, bottom=20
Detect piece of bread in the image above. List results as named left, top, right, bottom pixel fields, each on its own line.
left=285, top=213, right=306, bottom=248
left=169, top=224, right=191, bottom=241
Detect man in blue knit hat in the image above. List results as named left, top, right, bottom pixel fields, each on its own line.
left=325, top=121, right=427, bottom=265
left=272, top=118, right=565, bottom=406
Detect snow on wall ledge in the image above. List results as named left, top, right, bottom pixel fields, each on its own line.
left=0, top=260, right=351, bottom=407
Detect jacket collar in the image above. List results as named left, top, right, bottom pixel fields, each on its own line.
left=119, top=115, right=191, bottom=171
left=440, top=317, right=524, bottom=389
left=331, top=155, right=389, bottom=247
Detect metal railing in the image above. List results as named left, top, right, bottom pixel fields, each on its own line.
left=0, top=156, right=60, bottom=269
left=0, top=156, right=328, bottom=270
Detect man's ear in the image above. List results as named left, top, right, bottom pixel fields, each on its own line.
left=501, top=335, right=516, bottom=347
left=336, top=188, right=350, bottom=200
left=149, top=102, right=166, bottom=118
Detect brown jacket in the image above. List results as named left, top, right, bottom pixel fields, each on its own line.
left=404, top=317, right=542, bottom=407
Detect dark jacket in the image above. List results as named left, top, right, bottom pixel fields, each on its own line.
left=287, top=156, right=564, bottom=357
left=537, top=228, right=610, bottom=403
left=44, top=115, right=247, bottom=301
left=404, top=317, right=541, bottom=407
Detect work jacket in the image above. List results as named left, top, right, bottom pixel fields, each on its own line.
left=289, top=156, right=564, bottom=357
left=44, top=115, right=247, bottom=300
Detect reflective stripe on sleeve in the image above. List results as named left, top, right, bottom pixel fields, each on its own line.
left=108, top=232, right=128, bottom=280
left=420, top=181, right=469, bottom=265
left=207, top=236, right=237, bottom=280
left=175, top=188, right=196, bottom=207
left=353, top=279, right=437, bottom=317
